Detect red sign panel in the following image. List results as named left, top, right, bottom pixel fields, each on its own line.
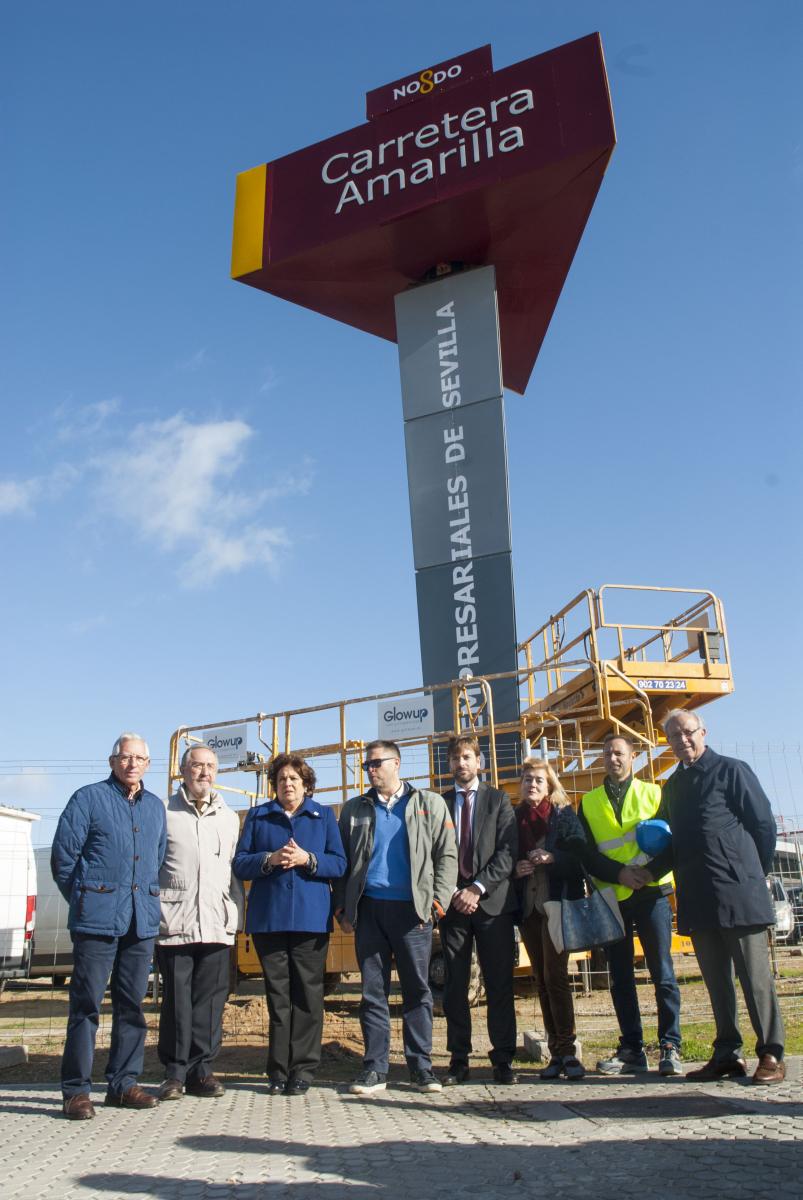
left=365, top=45, right=493, bottom=120
left=232, top=34, right=615, bottom=394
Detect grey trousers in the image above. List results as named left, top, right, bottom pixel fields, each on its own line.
left=691, top=925, right=784, bottom=1061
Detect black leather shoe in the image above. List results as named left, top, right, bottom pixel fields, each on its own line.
left=443, top=1063, right=470, bottom=1086
left=493, top=1064, right=518, bottom=1085
left=104, top=1085, right=157, bottom=1109
left=284, top=1077, right=311, bottom=1096
left=686, top=1057, right=747, bottom=1081
left=185, top=1074, right=225, bottom=1098
left=158, top=1078, right=184, bottom=1101
left=268, top=1077, right=286, bottom=1095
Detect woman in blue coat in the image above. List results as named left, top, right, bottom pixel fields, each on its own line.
left=233, top=753, right=346, bottom=1095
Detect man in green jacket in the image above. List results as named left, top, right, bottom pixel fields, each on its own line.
left=333, top=740, right=457, bottom=1096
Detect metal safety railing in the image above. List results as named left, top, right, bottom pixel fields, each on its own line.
left=168, top=663, right=663, bottom=806
left=168, top=673, right=511, bottom=806
left=518, top=584, right=731, bottom=713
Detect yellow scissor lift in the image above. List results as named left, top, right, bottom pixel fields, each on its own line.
left=514, top=583, right=732, bottom=797
left=166, top=584, right=733, bottom=986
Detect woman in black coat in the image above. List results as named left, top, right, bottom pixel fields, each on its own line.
left=515, top=758, right=587, bottom=1080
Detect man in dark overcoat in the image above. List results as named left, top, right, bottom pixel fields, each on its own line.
left=639, top=709, right=785, bottom=1084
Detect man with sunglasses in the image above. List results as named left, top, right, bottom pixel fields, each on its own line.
left=51, top=733, right=166, bottom=1120
left=334, top=740, right=457, bottom=1095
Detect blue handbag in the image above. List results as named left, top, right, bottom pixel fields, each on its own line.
left=557, top=868, right=624, bottom=953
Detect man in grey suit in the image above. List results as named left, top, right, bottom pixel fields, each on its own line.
left=440, top=733, right=519, bottom=1084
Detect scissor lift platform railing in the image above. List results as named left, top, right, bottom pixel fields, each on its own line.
left=517, top=584, right=733, bottom=793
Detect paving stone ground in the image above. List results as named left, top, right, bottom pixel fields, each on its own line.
left=1, top=1060, right=801, bottom=1200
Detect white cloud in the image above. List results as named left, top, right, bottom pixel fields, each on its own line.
left=48, top=463, right=81, bottom=496
left=55, top=396, right=121, bottom=441
left=95, top=413, right=295, bottom=586
left=182, top=526, right=287, bottom=588
left=176, top=349, right=209, bottom=372
left=261, top=459, right=315, bottom=502
left=259, top=366, right=280, bottom=394
left=0, top=478, right=39, bottom=515
left=67, top=614, right=109, bottom=636
left=0, top=465, right=79, bottom=517
left=0, top=772, right=54, bottom=807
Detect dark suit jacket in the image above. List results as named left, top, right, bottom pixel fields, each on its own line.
left=649, top=747, right=776, bottom=934
left=443, top=782, right=518, bottom=916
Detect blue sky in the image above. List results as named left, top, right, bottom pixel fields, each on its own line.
left=3, top=2, right=802, bottom=840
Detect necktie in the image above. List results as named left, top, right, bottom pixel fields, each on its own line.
left=459, top=791, right=473, bottom=881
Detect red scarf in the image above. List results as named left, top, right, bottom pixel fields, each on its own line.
left=517, top=799, right=552, bottom=856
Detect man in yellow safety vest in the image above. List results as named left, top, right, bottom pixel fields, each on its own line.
left=577, top=732, right=683, bottom=1076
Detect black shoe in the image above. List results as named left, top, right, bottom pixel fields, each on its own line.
left=443, top=1063, right=470, bottom=1086
left=185, top=1074, right=225, bottom=1098
left=268, top=1077, right=286, bottom=1095
left=284, top=1077, right=311, bottom=1096
left=493, top=1064, right=517, bottom=1085
left=539, top=1057, right=563, bottom=1080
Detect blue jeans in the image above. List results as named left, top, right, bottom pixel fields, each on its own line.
left=605, top=891, right=681, bottom=1051
left=61, top=920, right=154, bottom=1098
left=355, top=896, right=434, bottom=1075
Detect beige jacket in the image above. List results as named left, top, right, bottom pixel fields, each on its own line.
left=158, top=786, right=244, bottom=945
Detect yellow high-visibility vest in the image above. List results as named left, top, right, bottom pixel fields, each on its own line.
left=581, top=778, right=674, bottom=901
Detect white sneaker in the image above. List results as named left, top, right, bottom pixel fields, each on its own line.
left=349, top=1069, right=387, bottom=1095
left=658, top=1045, right=684, bottom=1076
left=411, top=1068, right=442, bottom=1093
left=596, top=1047, right=648, bottom=1075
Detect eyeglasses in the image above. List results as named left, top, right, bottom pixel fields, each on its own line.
left=115, top=754, right=149, bottom=765
left=362, top=757, right=397, bottom=771
left=186, top=762, right=215, bottom=772
left=666, top=727, right=703, bottom=742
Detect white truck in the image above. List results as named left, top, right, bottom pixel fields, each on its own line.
left=29, top=845, right=73, bottom=984
left=0, top=805, right=39, bottom=991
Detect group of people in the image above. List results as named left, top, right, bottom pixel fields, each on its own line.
left=50, top=709, right=786, bottom=1120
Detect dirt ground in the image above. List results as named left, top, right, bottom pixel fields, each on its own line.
left=3, top=959, right=802, bottom=1086
left=0, top=975, right=598, bottom=1085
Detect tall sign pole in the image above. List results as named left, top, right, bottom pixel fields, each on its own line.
left=395, top=266, right=518, bottom=733
left=230, top=35, right=615, bottom=754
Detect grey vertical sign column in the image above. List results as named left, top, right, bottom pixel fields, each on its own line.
left=395, top=266, right=519, bottom=733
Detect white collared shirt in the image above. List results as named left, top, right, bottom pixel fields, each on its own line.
left=373, top=781, right=409, bottom=811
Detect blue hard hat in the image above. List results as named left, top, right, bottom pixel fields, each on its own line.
left=636, top=818, right=672, bottom=856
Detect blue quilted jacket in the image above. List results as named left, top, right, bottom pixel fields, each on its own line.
left=51, top=774, right=167, bottom=938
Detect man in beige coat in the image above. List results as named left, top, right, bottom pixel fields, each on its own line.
left=156, top=745, right=244, bottom=1100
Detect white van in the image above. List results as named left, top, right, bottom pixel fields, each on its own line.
left=29, top=845, right=73, bottom=983
left=0, top=805, right=39, bottom=990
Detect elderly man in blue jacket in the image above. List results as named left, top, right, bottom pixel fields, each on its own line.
left=640, top=710, right=785, bottom=1084
left=51, top=732, right=167, bottom=1120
